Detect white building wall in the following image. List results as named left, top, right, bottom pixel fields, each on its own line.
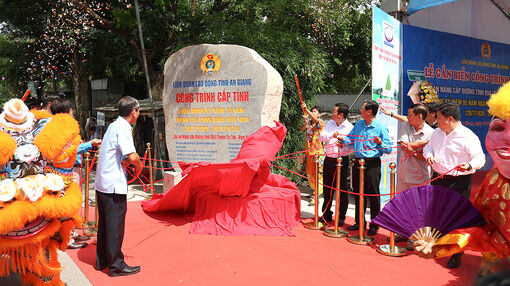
left=407, top=0, right=510, bottom=45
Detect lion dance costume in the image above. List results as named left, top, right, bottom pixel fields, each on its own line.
left=432, top=82, right=510, bottom=272
left=0, top=98, right=82, bottom=285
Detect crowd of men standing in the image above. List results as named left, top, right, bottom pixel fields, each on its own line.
left=301, top=99, right=485, bottom=269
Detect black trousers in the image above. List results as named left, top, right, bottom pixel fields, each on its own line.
left=321, top=156, right=349, bottom=222
left=431, top=173, right=473, bottom=199
left=352, top=157, right=381, bottom=228
left=96, top=191, right=127, bottom=271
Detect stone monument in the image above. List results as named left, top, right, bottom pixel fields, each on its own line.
left=163, top=44, right=283, bottom=166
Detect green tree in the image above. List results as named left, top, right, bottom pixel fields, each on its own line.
left=0, top=0, right=373, bottom=182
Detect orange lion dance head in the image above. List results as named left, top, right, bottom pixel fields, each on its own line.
left=0, top=98, right=82, bottom=286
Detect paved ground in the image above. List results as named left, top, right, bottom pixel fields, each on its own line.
left=1, top=172, right=360, bottom=286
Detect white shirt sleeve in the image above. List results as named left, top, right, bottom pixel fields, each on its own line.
left=118, top=125, right=136, bottom=156
left=397, top=122, right=408, bottom=143
left=466, top=134, right=486, bottom=170
left=319, top=121, right=333, bottom=143
left=423, top=129, right=437, bottom=159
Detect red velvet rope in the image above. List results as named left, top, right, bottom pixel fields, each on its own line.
left=127, top=151, right=148, bottom=184
left=79, top=154, right=97, bottom=185
left=77, top=136, right=457, bottom=199
left=269, top=162, right=461, bottom=197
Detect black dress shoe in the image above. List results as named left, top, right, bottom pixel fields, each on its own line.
left=95, top=265, right=107, bottom=271
left=446, top=253, right=462, bottom=268
left=67, top=242, right=88, bottom=249
left=347, top=224, right=360, bottom=231
left=74, top=234, right=91, bottom=242
left=387, top=234, right=408, bottom=242
left=367, top=227, right=378, bottom=236
left=109, top=265, right=141, bottom=277
left=337, top=220, right=345, bottom=227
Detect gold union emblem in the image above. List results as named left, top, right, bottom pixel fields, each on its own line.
left=481, top=43, right=491, bottom=59
left=200, top=54, right=220, bottom=75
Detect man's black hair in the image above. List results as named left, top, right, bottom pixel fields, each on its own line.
left=425, top=102, right=441, bottom=113
left=409, top=103, right=428, bottom=119
left=118, top=96, right=140, bottom=117
left=311, top=106, right=321, bottom=113
left=363, top=100, right=379, bottom=116
left=43, top=93, right=61, bottom=109
left=438, top=102, right=461, bottom=121
left=334, top=103, right=349, bottom=119
left=50, top=98, right=72, bottom=115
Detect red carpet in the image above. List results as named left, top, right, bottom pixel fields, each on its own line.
left=68, top=201, right=483, bottom=286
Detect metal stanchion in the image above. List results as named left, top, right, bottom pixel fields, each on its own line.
left=304, top=155, right=325, bottom=230
left=143, top=143, right=154, bottom=200
left=377, top=162, right=406, bottom=256
left=147, top=142, right=154, bottom=197
left=94, top=152, right=99, bottom=231
left=84, top=152, right=97, bottom=236
left=88, top=151, right=99, bottom=210
left=350, top=158, right=355, bottom=192
left=323, top=157, right=348, bottom=238
left=348, top=159, right=375, bottom=245
left=83, top=152, right=91, bottom=225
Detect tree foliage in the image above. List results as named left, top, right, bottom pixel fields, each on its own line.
left=0, top=0, right=374, bottom=182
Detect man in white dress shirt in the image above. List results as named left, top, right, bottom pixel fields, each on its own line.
left=318, top=103, right=354, bottom=225
left=423, top=102, right=485, bottom=269
left=396, top=103, right=434, bottom=192
left=95, top=96, right=143, bottom=277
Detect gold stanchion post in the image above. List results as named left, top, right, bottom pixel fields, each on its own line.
left=304, top=155, right=325, bottom=230
left=350, top=158, right=355, bottom=192
left=377, top=162, right=406, bottom=256
left=84, top=152, right=97, bottom=236
left=147, top=142, right=154, bottom=198
left=348, top=159, right=375, bottom=245
left=323, top=157, right=348, bottom=238
left=93, top=152, right=99, bottom=231
left=141, top=143, right=154, bottom=201
left=83, top=152, right=90, bottom=225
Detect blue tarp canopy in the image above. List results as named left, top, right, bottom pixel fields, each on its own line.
left=407, top=0, right=457, bottom=15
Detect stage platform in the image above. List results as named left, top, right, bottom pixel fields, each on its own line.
left=63, top=172, right=486, bottom=286
left=2, top=171, right=487, bottom=285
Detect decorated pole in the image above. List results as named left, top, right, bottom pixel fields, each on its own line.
left=323, top=157, right=348, bottom=238
left=377, top=162, right=406, bottom=256
left=294, top=75, right=306, bottom=117
left=348, top=159, right=375, bottom=245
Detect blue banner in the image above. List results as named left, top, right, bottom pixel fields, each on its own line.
left=402, top=24, right=510, bottom=170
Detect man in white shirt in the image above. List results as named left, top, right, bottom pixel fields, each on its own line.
left=423, top=102, right=485, bottom=269
left=397, top=103, right=434, bottom=192
left=318, top=103, right=354, bottom=225
left=95, top=96, right=142, bottom=277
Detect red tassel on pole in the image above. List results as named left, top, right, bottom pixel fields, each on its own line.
left=21, top=89, right=31, bottom=102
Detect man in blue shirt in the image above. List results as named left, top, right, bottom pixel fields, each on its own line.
left=95, top=96, right=142, bottom=277
left=340, top=100, right=392, bottom=235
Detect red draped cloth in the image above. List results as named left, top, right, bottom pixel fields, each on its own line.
left=141, top=122, right=301, bottom=236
